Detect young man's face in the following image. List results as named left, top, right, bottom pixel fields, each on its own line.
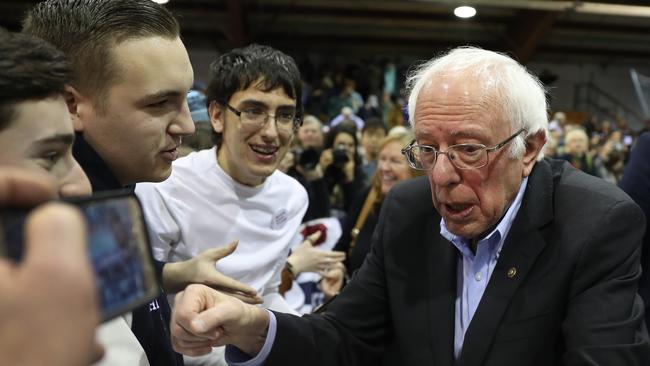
left=72, top=36, right=195, bottom=185
left=362, top=127, right=386, bottom=161
left=210, top=84, right=296, bottom=186
left=0, top=95, right=91, bottom=197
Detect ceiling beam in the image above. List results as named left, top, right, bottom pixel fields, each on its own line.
left=504, top=9, right=558, bottom=63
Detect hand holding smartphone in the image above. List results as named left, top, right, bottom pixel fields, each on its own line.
left=0, top=190, right=160, bottom=322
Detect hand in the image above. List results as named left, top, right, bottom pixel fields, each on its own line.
left=295, top=164, right=324, bottom=182
left=320, top=262, right=346, bottom=299
left=162, top=241, right=262, bottom=304
left=319, top=148, right=333, bottom=170
left=171, top=284, right=270, bottom=357
left=343, top=158, right=355, bottom=183
left=287, top=231, right=346, bottom=275
left=0, top=168, right=101, bottom=366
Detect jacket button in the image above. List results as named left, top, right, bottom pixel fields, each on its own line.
left=507, top=267, right=517, bottom=278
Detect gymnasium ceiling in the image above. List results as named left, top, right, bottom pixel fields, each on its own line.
left=2, top=0, right=650, bottom=66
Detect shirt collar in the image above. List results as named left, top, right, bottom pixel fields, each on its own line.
left=440, top=176, right=529, bottom=258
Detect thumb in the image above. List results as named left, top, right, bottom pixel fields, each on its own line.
left=306, top=231, right=322, bottom=245
left=24, top=203, right=89, bottom=271
left=203, top=240, right=239, bottom=261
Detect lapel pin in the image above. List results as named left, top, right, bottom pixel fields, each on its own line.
left=507, top=267, right=517, bottom=278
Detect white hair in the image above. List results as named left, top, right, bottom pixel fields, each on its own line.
left=406, top=47, right=549, bottom=159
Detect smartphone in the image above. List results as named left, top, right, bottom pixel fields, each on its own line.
left=0, top=190, right=160, bottom=322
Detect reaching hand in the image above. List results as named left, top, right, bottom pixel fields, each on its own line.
left=320, top=262, right=346, bottom=299
left=287, top=231, right=346, bottom=275
left=171, top=284, right=270, bottom=357
left=162, top=241, right=262, bottom=304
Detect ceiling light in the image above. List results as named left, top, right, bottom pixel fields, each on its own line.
left=152, top=0, right=169, bottom=4
left=454, top=6, right=477, bottom=18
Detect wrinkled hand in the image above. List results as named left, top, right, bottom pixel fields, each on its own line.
left=320, top=262, right=346, bottom=299
left=162, top=241, right=262, bottom=304
left=287, top=231, right=346, bottom=275
left=171, top=284, right=270, bottom=357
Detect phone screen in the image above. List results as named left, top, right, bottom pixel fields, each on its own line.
left=0, top=190, right=160, bottom=321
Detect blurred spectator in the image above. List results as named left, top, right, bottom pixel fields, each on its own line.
left=359, top=117, right=388, bottom=184
left=320, top=124, right=366, bottom=218
left=297, top=115, right=325, bottom=151
left=558, top=128, right=598, bottom=177
left=330, top=106, right=364, bottom=130
left=357, top=94, right=382, bottom=121
left=327, top=77, right=364, bottom=119
left=333, top=130, right=423, bottom=277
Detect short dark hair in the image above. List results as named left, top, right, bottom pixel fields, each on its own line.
left=205, top=44, right=303, bottom=146
left=22, top=0, right=180, bottom=107
left=362, top=117, right=388, bottom=134
left=0, top=28, right=71, bottom=129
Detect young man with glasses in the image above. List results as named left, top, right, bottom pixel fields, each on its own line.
left=137, top=44, right=346, bottom=365
left=168, top=47, right=649, bottom=366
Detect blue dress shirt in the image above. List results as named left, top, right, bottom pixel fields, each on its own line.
left=440, top=177, right=528, bottom=360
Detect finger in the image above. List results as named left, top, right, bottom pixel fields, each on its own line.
left=23, top=203, right=93, bottom=284
left=306, top=230, right=322, bottom=243
left=172, top=334, right=215, bottom=357
left=207, top=273, right=258, bottom=296
left=0, top=167, right=56, bottom=207
left=201, top=240, right=239, bottom=261
left=223, top=291, right=263, bottom=305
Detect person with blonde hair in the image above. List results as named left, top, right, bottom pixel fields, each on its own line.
left=333, top=130, right=423, bottom=275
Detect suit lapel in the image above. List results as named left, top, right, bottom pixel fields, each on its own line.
left=458, top=160, right=555, bottom=366
left=424, top=208, right=457, bottom=366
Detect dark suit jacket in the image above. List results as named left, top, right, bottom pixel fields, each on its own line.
left=620, top=131, right=650, bottom=332
left=267, top=159, right=650, bottom=366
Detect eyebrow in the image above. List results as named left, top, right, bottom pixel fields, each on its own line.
left=137, top=90, right=185, bottom=104
left=237, top=99, right=296, bottom=110
left=34, top=133, right=75, bottom=146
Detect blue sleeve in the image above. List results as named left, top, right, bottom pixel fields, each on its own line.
left=225, top=310, right=277, bottom=366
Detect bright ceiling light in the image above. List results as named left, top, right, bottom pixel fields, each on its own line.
left=152, top=0, right=169, bottom=4
left=454, top=6, right=477, bottom=18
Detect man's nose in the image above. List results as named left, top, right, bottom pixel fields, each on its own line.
left=429, top=152, right=460, bottom=187
left=169, top=101, right=195, bottom=137
left=59, top=159, right=92, bottom=198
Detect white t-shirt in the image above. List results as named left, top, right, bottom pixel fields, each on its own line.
left=136, top=148, right=308, bottom=365
left=135, top=147, right=308, bottom=297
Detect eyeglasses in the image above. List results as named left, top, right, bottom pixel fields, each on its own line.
left=226, top=104, right=301, bottom=135
left=400, top=128, right=525, bottom=171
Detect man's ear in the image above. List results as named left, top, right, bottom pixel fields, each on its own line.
left=521, top=131, right=547, bottom=177
left=63, top=85, right=86, bottom=132
left=208, top=100, right=224, bottom=134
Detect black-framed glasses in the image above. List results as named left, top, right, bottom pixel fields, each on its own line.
left=226, top=104, right=301, bottom=135
left=400, top=128, right=525, bottom=171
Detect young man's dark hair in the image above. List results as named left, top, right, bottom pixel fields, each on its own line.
left=0, top=28, right=71, bottom=129
left=361, top=117, right=388, bottom=135
left=205, top=44, right=303, bottom=146
left=22, top=0, right=179, bottom=109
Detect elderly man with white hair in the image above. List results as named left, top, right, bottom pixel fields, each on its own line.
left=168, top=47, right=650, bottom=366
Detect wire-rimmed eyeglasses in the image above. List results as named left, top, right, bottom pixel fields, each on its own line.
left=226, top=104, right=301, bottom=135
left=400, top=128, right=525, bottom=170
